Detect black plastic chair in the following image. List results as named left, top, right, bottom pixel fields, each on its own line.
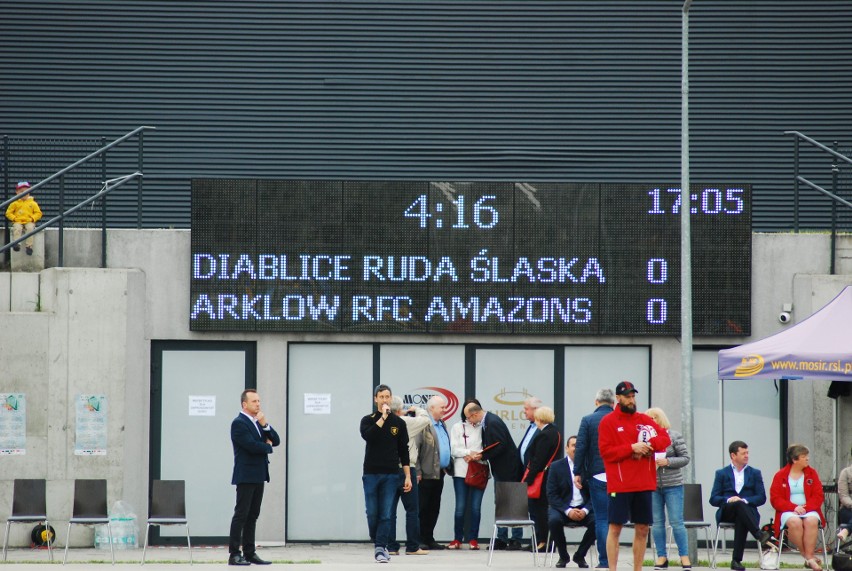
left=141, top=480, right=191, bottom=565
left=488, top=482, right=539, bottom=567
left=711, top=520, right=766, bottom=569
left=545, top=521, right=598, bottom=568
left=3, top=479, right=52, bottom=562
left=63, top=479, right=114, bottom=565
left=672, top=483, right=713, bottom=564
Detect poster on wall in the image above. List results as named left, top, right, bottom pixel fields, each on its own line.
left=75, top=394, right=107, bottom=455
left=188, top=395, right=216, bottom=416
left=0, top=393, right=26, bottom=455
left=304, top=393, right=331, bottom=414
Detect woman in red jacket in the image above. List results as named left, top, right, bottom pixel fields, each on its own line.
left=769, top=444, right=826, bottom=571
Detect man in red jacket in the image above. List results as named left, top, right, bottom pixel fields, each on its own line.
left=598, top=381, right=670, bottom=571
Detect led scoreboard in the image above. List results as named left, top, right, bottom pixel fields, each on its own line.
left=190, top=180, right=751, bottom=336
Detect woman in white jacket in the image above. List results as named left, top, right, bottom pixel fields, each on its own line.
left=448, top=398, right=488, bottom=550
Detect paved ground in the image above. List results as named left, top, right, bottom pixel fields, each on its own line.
left=0, top=542, right=825, bottom=570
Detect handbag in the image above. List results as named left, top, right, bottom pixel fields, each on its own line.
left=522, top=432, right=562, bottom=499
left=465, top=460, right=490, bottom=490
left=524, top=469, right=546, bottom=499
left=834, top=552, right=852, bottom=571
left=462, top=423, right=490, bottom=490
left=759, top=544, right=780, bottom=570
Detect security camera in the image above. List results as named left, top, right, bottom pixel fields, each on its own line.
left=779, top=303, right=793, bottom=324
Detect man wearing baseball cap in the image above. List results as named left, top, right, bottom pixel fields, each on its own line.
left=598, top=381, right=670, bottom=571
left=6, top=181, right=43, bottom=256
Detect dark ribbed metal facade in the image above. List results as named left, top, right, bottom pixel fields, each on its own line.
left=0, top=1, right=850, bottom=230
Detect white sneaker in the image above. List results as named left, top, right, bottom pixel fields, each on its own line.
left=375, top=552, right=389, bottom=563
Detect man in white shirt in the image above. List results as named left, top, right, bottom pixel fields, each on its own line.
left=547, top=435, right=596, bottom=568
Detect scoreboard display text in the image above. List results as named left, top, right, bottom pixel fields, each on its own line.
left=190, top=180, right=751, bottom=335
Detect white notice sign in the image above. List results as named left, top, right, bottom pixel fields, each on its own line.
left=304, top=393, right=331, bottom=415
left=189, top=395, right=216, bottom=416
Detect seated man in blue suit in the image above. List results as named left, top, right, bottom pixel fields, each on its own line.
left=547, top=435, right=596, bottom=569
left=709, top=440, right=771, bottom=571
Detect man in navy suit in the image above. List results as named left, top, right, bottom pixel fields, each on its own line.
left=709, top=440, right=771, bottom=571
left=548, top=435, right=596, bottom=568
left=228, top=389, right=280, bottom=566
left=572, top=388, right=614, bottom=569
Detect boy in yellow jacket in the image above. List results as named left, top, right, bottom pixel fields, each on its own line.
left=6, top=181, right=43, bottom=255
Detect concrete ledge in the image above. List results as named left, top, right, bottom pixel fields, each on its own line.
left=9, top=232, right=45, bottom=272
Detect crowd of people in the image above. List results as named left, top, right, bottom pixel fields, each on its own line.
left=352, top=383, right=840, bottom=569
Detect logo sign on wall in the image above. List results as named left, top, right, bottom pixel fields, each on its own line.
left=488, top=388, right=538, bottom=433
left=402, top=386, right=458, bottom=422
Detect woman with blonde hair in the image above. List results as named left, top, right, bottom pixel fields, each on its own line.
left=645, top=407, right=691, bottom=570
left=523, top=406, right=563, bottom=552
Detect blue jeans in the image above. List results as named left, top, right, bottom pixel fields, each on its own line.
left=652, top=485, right=687, bottom=558
left=589, top=477, right=610, bottom=566
left=388, top=467, right=421, bottom=553
left=497, top=525, right=523, bottom=541
left=363, top=473, right=397, bottom=549
left=453, top=477, right=485, bottom=542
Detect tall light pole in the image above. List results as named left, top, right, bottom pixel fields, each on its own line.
left=681, top=0, right=694, bottom=481
left=681, top=0, right=697, bottom=563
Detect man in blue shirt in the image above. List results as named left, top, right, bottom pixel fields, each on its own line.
left=519, top=396, right=542, bottom=469
left=418, top=395, right=452, bottom=550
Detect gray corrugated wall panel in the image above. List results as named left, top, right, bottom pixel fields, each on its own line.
left=0, top=1, right=850, bottom=229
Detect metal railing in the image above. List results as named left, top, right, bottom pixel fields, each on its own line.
left=1, top=126, right=155, bottom=267
left=785, top=130, right=852, bottom=274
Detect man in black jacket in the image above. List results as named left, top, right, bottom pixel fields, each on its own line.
left=466, top=402, right=524, bottom=550
left=360, top=384, right=411, bottom=564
